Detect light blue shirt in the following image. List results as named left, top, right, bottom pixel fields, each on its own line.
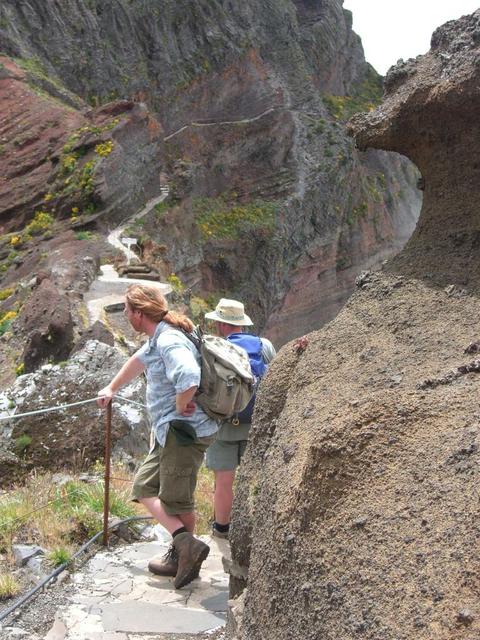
left=135, top=321, right=218, bottom=447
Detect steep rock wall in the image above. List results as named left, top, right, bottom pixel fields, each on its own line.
left=231, top=9, right=480, bottom=640
left=0, top=0, right=421, bottom=345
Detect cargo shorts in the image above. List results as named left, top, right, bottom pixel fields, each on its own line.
left=206, top=438, right=248, bottom=471
left=131, top=427, right=214, bottom=515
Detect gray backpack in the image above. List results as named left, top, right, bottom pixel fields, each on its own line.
left=181, top=328, right=255, bottom=422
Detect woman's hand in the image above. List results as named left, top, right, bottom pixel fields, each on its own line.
left=97, top=386, right=114, bottom=408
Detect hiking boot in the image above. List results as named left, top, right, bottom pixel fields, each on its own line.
left=172, top=532, right=210, bottom=589
left=148, top=545, right=178, bottom=577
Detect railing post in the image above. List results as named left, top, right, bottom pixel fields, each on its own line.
left=103, top=402, right=112, bottom=547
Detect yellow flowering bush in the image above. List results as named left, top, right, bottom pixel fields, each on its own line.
left=61, top=154, right=78, bottom=173
left=167, top=273, right=185, bottom=293
left=0, top=288, right=14, bottom=301
left=95, top=140, right=114, bottom=157
left=0, top=310, right=17, bottom=336
left=79, top=161, right=95, bottom=192
left=15, top=363, right=25, bottom=376
left=9, top=236, right=21, bottom=247
left=25, top=211, right=54, bottom=235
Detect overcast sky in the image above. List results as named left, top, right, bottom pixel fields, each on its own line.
left=342, top=1, right=480, bottom=75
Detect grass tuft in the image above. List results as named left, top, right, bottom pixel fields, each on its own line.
left=47, top=547, right=72, bottom=567
left=0, top=573, right=21, bottom=600
left=195, top=465, right=214, bottom=534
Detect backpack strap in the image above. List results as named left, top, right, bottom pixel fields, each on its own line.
left=175, top=326, right=202, bottom=350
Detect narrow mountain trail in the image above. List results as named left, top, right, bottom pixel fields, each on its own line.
left=107, top=186, right=170, bottom=258
left=84, top=187, right=171, bottom=324
left=163, top=107, right=278, bottom=141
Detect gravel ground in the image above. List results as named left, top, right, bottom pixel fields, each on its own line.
left=0, top=571, right=76, bottom=638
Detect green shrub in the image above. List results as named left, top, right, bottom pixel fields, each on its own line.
left=61, top=153, right=78, bottom=174
left=54, top=480, right=135, bottom=520
left=154, top=198, right=175, bottom=217
left=193, top=196, right=277, bottom=240
left=48, top=547, right=72, bottom=567
left=71, top=507, right=102, bottom=538
left=75, top=231, right=93, bottom=241
left=323, top=64, right=383, bottom=121
left=14, top=434, right=32, bottom=456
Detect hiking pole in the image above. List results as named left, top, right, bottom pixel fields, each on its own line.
left=103, top=401, right=112, bottom=547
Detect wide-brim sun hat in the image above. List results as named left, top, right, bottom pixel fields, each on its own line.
left=204, top=298, right=253, bottom=326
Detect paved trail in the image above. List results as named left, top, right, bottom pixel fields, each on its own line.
left=84, top=187, right=171, bottom=324
left=45, top=530, right=229, bottom=640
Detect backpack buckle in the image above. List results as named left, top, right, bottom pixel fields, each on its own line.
left=231, top=416, right=240, bottom=426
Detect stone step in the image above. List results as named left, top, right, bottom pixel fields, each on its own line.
left=118, top=264, right=155, bottom=275
left=125, top=272, right=160, bottom=282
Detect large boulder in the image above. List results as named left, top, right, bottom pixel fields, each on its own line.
left=0, top=340, right=149, bottom=485
left=19, top=278, right=74, bottom=373
left=231, top=10, right=480, bottom=640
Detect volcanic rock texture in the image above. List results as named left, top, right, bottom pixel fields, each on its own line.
left=231, top=10, right=480, bottom=640
left=0, top=0, right=421, bottom=346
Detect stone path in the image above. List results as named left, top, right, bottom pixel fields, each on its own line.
left=84, top=187, right=171, bottom=325
left=84, top=264, right=171, bottom=324
left=44, top=529, right=229, bottom=640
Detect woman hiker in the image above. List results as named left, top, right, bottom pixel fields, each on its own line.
left=97, top=283, right=218, bottom=589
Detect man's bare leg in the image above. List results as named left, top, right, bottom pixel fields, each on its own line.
left=140, top=497, right=195, bottom=534
left=214, top=470, right=236, bottom=525
left=179, top=511, right=195, bottom=533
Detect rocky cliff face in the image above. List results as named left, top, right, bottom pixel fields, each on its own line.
left=0, top=0, right=420, bottom=347
left=231, top=10, right=480, bottom=640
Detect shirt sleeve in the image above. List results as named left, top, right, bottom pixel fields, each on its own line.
left=158, top=334, right=201, bottom=393
left=261, top=338, right=276, bottom=364
left=134, top=340, right=150, bottom=365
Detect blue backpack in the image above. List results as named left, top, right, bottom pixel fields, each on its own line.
left=227, top=333, right=267, bottom=424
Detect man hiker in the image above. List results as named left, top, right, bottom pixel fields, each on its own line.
left=204, top=298, right=276, bottom=538
left=97, top=284, right=218, bottom=588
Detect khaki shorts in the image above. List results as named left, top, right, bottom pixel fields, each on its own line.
left=131, top=428, right=214, bottom=515
left=206, top=439, right=248, bottom=471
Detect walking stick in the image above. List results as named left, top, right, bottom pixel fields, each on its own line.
left=103, top=401, right=112, bottom=546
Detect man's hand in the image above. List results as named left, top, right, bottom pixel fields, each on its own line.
left=97, top=386, right=114, bottom=408
left=180, top=400, right=197, bottom=417
left=176, top=386, right=198, bottom=416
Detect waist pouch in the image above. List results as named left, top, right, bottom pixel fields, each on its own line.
left=170, top=420, right=199, bottom=446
